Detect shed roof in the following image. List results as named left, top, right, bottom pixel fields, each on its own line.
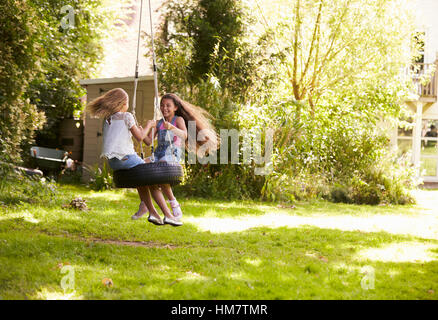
left=79, top=75, right=153, bottom=85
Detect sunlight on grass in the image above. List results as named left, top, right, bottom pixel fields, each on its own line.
left=0, top=210, right=40, bottom=224
left=357, top=242, right=438, bottom=263
left=85, top=191, right=128, bottom=201
left=332, top=262, right=362, bottom=274
left=1, top=185, right=437, bottom=299
left=411, top=190, right=438, bottom=211
left=34, top=288, right=83, bottom=300
left=244, top=258, right=262, bottom=267
left=182, top=271, right=208, bottom=281
left=185, top=212, right=438, bottom=239
left=229, top=271, right=246, bottom=280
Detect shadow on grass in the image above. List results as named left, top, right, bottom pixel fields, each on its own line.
left=1, top=185, right=437, bottom=299
left=1, top=216, right=438, bottom=299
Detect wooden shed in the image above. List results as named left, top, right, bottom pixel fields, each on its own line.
left=79, top=76, right=155, bottom=178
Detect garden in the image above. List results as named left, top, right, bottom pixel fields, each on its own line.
left=1, top=0, right=437, bottom=300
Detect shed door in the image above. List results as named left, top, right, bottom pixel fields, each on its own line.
left=83, top=117, right=104, bottom=168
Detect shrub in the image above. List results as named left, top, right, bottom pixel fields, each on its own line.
left=328, top=152, right=417, bottom=205
left=176, top=163, right=264, bottom=200
left=237, top=96, right=418, bottom=205
left=0, top=0, right=45, bottom=163
left=0, top=162, right=57, bottom=205
left=85, top=162, right=114, bottom=191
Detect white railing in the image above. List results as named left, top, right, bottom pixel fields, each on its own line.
left=411, top=62, right=437, bottom=98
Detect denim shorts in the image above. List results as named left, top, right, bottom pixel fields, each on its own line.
left=107, top=154, right=144, bottom=171
left=153, top=146, right=183, bottom=164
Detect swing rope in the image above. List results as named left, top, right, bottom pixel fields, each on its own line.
left=131, top=0, right=176, bottom=163
left=132, top=0, right=144, bottom=158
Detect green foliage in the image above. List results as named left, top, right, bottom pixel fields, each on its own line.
left=0, top=162, right=57, bottom=205
left=238, top=87, right=418, bottom=205
left=155, top=0, right=419, bottom=204
left=176, top=163, right=264, bottom=200
left=57, top=166, right=83, bottom=185
left=330, top=153, right=417, bottom=205
left=156, top=0, right=257, bottom=103
left=0, top=0, right=46, bottom=163
left=1, top=0, right=130, bottom=163
left=27, top=0, right=127, bottom=148
left=85, top=162, right=114, bottom=191
left=233, top=0, right=420, bottom=205
left=187, top=0, right=254, bottom=94
left=155, top=0, right=260, bottom=199
left=253, top=0, right=415, bottom=111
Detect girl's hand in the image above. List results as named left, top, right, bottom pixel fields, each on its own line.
left=163, top=121, right=174, bottom=130
left=146, top=120, right=156, bottom=128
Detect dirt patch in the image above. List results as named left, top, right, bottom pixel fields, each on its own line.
left=44, top=231, right=179, bottom=249
left=84, top=237, right=178, bottom=249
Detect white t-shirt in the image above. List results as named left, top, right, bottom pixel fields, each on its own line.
left=100, top=112, right=136, bottom=160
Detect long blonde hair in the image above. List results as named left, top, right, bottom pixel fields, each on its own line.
left=87, top=88, right=128, bottom=119
left=161, top=93, right=219, bottom=157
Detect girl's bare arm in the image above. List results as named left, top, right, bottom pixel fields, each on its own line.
left=143, top=120, right=157, bottom=146
left=130, top=121, right=154, bottom=142
left=164, top=117, right=187, bottom=140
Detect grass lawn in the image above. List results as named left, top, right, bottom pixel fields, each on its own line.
left=0, top=184, right=438, bottom=300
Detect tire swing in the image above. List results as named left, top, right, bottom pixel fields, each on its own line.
left=113, top=0, right=183, bottom=188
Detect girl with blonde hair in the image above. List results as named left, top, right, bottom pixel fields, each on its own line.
left=87, top=88, right=182, bottom=226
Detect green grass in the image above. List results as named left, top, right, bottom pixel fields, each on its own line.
left=0, top=184, right=438, bottom=300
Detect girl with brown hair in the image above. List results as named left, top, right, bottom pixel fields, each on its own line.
left=143, top=93, right=219, bottom=221
left=87, top=88, right=182, bottom=226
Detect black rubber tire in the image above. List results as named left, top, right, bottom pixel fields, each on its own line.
left=113, top=162, right=183, bottom=188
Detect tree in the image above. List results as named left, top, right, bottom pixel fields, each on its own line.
left=0, top=0, right=132, bottom=162
left=236, top=0, right=419, bottom=204
left=27, top=0, right=131, bottom=148
left=254, top=0, right=416, bottom=118
left=0, top=0, right=45, bottom=163
left=155, top=0, right=257, bottom=105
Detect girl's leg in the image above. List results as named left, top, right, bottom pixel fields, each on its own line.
left=161, top=184, right=176, bottom=201
left=149, top=185, right=174, bottom=219
left=161, top=184, right=183, bottom=219
left=136, top=186, right=161, bottom=220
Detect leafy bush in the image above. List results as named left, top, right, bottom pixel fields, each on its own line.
left=0, top=0, right=45, bottom=163
left=85, top=162, right=114, bottom=191
left=27, top=0, right=130, bottom=149
left=1, top=0, right=130, bottom=164
left=332, top=152, right=417, bottom=205
left=176, top=163, right=264, bottom=200
left=237, top=93, right=418, bottom=205
left=0, top=162, right=57, bottom=205
left=57, top=166, right=83, bottom=185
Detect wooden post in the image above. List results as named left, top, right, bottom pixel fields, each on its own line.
left=412, top=101, right=423, bottom=176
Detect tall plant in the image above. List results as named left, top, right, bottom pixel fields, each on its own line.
left=253, top=0, right=416, bottom=118
left=27, top=0, right=132, bottom=148
left=0, top=0, right=46, bottom=163
left=237, top=0, right=420, bottom=203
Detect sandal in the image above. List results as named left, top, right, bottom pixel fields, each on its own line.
left=131, top=202, right=148, bottom=220
left=147, top=215, right=164, bottom=226
left=163, top=216, right=183, bottom=227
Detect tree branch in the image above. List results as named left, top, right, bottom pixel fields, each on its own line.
left=300, top=0, right=323, bottom=86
